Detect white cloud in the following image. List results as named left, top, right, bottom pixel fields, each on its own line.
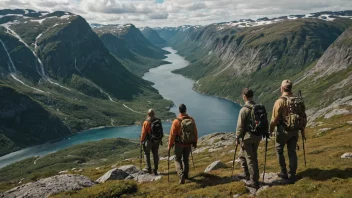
left=0, top=0, right=352, bottom=27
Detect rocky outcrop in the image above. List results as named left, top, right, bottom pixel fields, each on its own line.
left=204, top=160, right=227, bottom=172
left=97, top=165, right=162, bottom=184
left=0, top=174, right=95, bottom=198
left=341, top=153, right=352, bottom=159
left=96, top=168, right=130, bottom=183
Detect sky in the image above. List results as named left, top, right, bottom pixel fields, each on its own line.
left=1, top=0, right=352, bottom=27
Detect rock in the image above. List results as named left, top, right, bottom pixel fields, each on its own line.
left=160, top=155, right=175, bottom=161
left=233, top=194, right=241, bottom=198
left=18, top=178, right=25, bottom=185
left=76, top=169, right=83, bottom=172
left=118, top=165, right=139, bottom=174
left=198, top=133, right=235, bottom=146
left=261, top=172, right=290, bottom=186
left=71, top=168, right=77, bottom=171
left=341, top=153, right=352, bottom=159
left=58, top=170, right=68, bottom=174
left=129, top=172, right=162, bottom=183
left=347, top=121, right=352, bottom=125
left=193, top=147, right=210, bottom=154
left=1, top=174, right=94, bottom=198
left=204, top=160, right=227, bottom=172
left=324, top=109, right=350, bottom=119
left=96, top=168, right=129, bottom=183
left=316, top=128, right=331, bottom=136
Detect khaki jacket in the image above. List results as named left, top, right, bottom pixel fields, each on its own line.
left=236, top=101, right=262, bottom=142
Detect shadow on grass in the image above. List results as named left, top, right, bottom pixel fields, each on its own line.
left=159, top=171, right=177, bottom=176
left=298, top=168, right=352, bottom=181
left=188, top=173, right=235, bottom=188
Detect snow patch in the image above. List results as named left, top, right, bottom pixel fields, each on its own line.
left=318, top=14, right=335, bottom=21
left=60, top=15, right=70, bottom=19
left=30, top=18, right=46, bottom=24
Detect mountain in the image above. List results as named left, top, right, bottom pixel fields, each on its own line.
left=166, top=11, right=352, bottom=113
left=140, top=27, right=166, bottom=45
left=93, top=24, right=169, bottom=76
left=0, top=9, right=174, bottom=156
left=154, top=26, right=189, bottom=41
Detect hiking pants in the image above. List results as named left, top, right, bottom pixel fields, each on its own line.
left=239, top=139, right=261, bottom=183
left=174, top=145, right=191, bottom=179
left=276, top=135, right=298, bottom=177
left=143, top=140, right=160, bottom=171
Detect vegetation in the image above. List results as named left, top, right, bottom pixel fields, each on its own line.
left=1, top=113, right=351, bottom=197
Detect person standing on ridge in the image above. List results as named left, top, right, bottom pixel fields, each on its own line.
left=236, top=88, right=264, bottom=189
left=168, top=104, right=198, bottom=184
left=140, top=109, right=164, bottom=175
left=270, top=80, right=307, bottom=184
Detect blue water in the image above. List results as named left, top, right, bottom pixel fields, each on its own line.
left=0, top=47, right=240, bottom=168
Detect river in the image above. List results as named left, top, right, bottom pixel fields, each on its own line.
left=0, top=47, right=240, bottom=168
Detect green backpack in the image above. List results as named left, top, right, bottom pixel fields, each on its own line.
left=281, top=96, right=307, bottom=131
left=177, top=117, right=196, bottom=144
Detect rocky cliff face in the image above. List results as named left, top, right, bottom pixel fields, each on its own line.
left=0, top=9, right=173, bottom=156
left=166, top=16, right=352, bottom=112
left=93, top=24, right=169, bottom=76
left=140, top=27, right=166, bottom=45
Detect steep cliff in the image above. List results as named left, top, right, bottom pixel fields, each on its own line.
left=94, top=24, right=169, bottom=76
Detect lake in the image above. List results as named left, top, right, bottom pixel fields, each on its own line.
left=0, top=47, right=240, bottom=168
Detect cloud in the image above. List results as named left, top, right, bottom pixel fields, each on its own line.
left=0, top=0, right=352, bottom=26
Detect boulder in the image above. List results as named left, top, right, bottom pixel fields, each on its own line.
left=1, top=174, right=94, bottom=198
left=118, top=165, right=139, bottom=174
left=341, top=153, right=352, bottom=159
left=204, top=160, right=227, bottom=172
left=261, top=172, right=290, bottom=186
left=129, top=172, right=162, bottom=183
left=96, top=168, right=129, bottom=183
left=347, top=121, right=352, bottom=125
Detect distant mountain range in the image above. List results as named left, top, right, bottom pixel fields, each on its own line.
left=155, top=10, right=352, bottom=120
left=0, top=9, right=173, bottom=156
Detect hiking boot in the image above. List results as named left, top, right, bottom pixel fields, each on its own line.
left=179, top=176, right=185, bottom=184
left=288, top=175, right=296, bottom=184
left=153, top=169, right=158, bottom=175
left=277, top=172, right=288, bottom=179
left=245, top=180, right=260, bottom=189
left=142, top=168, right=152, bottom=174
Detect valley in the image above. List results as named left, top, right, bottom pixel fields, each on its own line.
left=0, top=7, right=352, bottom=198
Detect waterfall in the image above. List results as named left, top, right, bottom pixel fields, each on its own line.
left=0, top=39, right=44, bottom=93
left=4, top=26, right=71, bottom=91
left=0, top=39, right=17, bottom=73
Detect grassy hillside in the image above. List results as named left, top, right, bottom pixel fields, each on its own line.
left=1, top=113, right=351, bottom=197
left=171, top=18, right=352, bottom=111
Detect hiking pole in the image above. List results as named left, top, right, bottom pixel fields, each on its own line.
left=140, top=143, right=143, bottom=170
left=190, top=147, right=195, bottom=170
left=262, top=136, right=268, bottom=182
left=302, top=133, right=307, bottom=167
left=167, top=149, right=170, bottom=182
left=231, top=143, right=239, bottom=177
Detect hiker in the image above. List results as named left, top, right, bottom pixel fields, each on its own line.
left=140, top=109, right=164, bottom=175
left=168, top=104, right=198, bottom=184
left=270, top=80, right=307, bottom=184
left=236, top=88, right=267, bottom=189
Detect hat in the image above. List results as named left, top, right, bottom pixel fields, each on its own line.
left=281, top=80, right=293, bottom=89
left=242, top=88, right=254, bottom=98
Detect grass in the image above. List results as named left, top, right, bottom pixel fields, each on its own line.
left=1, top=114, right=351, bottom=197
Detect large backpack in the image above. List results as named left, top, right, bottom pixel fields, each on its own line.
left=244, top=104, right=269, bottom=136
left=148, top=118, right=163, bottom=141
left=281, top=96, right=307, bottom=131
left=177, top=117, right=196, bottom=144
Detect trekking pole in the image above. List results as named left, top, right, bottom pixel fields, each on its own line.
left=302, top=133, right=307, bottom=167
left=231, top=143, right=239, bottom=177
left=262, top=136, right=268, bottom=182
left=168, top=149, right=170, bottom=182
left=190, top=147, right=195, bottom=170
left=140, top=143, right=143, bottom=170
